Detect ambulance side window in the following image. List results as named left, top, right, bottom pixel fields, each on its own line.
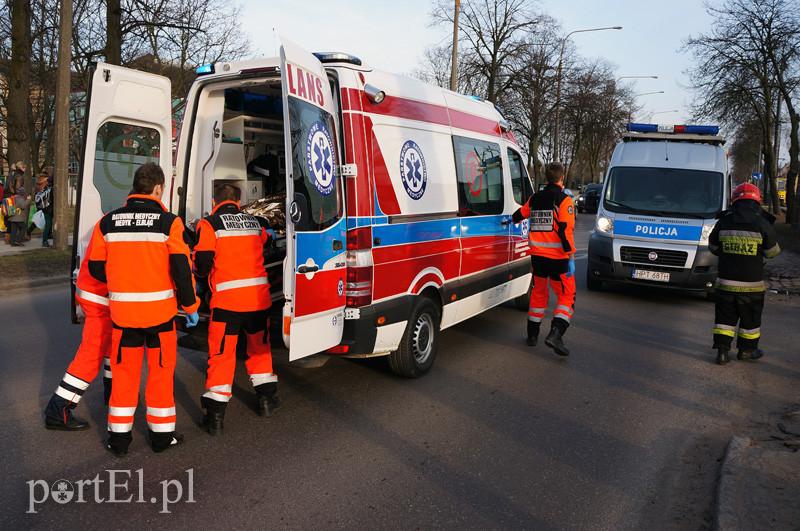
left=94, top=121, right=161, bottom=213
left=453, top=136, right=504, bottom=216
left=508, top=148, right=532, bottom=205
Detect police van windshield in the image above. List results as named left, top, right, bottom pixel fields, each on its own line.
left=604, top=166, right=723, bottom=219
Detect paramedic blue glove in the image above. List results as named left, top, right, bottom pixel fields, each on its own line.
left=185, top=311, right=199, bottom=328
left=566, top=257, right=575, bottom=278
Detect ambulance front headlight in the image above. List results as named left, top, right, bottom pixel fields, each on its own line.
left=699, top=223, right=715, bottom=245
left=595, top=215, right=614, bottom=235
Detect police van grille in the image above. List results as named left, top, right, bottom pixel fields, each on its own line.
left=620, top=246, right=687, bottom=267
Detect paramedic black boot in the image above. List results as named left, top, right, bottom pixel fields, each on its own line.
left=526, top=321, right=539, bottom=347
left=255, top=382, right=281, bottom=417
left=201, top=397, right=226, bottom=436
left=716, top=348, right=730, bottom=365
left=737, top=349, right=764, bottom=361
left=44, top=395, right=90, bottom=431
left=544, top=323, right=570, bottom=357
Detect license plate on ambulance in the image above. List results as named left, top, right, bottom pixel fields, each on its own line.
left=632, top=269, right=670, bottom=282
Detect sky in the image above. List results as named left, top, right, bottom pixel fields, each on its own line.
left=239, top=0, right=714, bottom=124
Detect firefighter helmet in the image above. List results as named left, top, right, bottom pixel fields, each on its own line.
left=731, top=183, right=762, bottom=204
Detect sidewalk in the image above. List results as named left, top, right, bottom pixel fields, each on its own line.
left=0, top=233, right=73, bottom=257
left=765, top=222, right=800, bottom=295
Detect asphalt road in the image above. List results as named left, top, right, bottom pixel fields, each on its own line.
left=2, top=213, right=798, bottom=529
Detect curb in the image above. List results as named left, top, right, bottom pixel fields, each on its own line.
left=2, top=275, right=70, bottom=293
left=714, top=435, right=749, bottom=531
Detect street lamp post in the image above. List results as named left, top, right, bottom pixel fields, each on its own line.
left=628, top=91, right=664, bottom=122
left=616, top=75, right=658, bottom=82
left=553, top=26, right=622, bottom=161
left=647, top=109, right=679, bottom=122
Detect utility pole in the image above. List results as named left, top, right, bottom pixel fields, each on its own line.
left=53, top=0, right=73, bottom=251
left=449, top=0, right=460, bottom=92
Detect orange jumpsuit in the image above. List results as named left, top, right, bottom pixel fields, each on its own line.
left=45, top=240, right=112, bottom=423
left=193, top=200, right=275, bottom=404
left=88, top=194, right=198, bottom=452
left=512, top=183, right=576, bottom=335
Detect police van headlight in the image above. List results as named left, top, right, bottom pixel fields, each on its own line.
left=595, top=215, right=614, bottom=234
left=699, top=223, right=715, bottom=245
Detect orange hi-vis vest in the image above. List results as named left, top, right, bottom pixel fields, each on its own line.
left=514, top=183, right=576, bottom=260
left=193, top=201, right=271, bottom=312
left=88, top=194, right=199, bottom=328
left=75, top=237, right=110, bottom=310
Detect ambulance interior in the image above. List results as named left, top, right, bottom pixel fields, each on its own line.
left=193, top=77, right=288, bottom=309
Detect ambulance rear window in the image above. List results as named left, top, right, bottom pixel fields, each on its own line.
left=453, top=136, right=504, bottom=216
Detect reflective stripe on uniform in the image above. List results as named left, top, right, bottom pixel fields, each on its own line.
left=147, top=421, right=176, bottom=432
left=738, top=327, right=761, bottom=339
left=764, top=243, right=781, bottom=258
left=716, top=278, right=765, bottom=292
left=214, top=229, right=262, bottom=238
left=718, top=230, right=762, bottom=240
left=108, top=422, right=133, bottom=433
left=55, top=386, right=81, bottom=402
left=63, top=373, right=90, bottom=390
left=108, top=289, right=175, bottom=302
left=555, top=305, right=574, bottom=316
left=712, top=326, right=736, bottom=337
left=109, top=406, right=136, bottom=416
left=250, top=373, right=278, bottom=386
left=216, top=276, right=268, bottom=292
left=104, top=232, right=168, bottom=243
left=202, top=391, right=231, bottom=402
left=103, top=358, right=112, bottom=379
left=147, top=406, right=176, bottom=417
left=75, top=287, right=109, bottom=306
left=529, top=241, right=563, bottom=249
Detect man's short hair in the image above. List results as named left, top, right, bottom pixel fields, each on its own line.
left=213, top=182, right=242, bottom=203
left=132, top=163, right=165, bottom=194
left=545, top=162, right=566, bottom=184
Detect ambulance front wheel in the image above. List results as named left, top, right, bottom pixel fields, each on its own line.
left=388, top=297, right=441, bottom=378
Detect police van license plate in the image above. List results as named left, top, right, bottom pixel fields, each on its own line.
left=632, top=269, right=670, bottom=282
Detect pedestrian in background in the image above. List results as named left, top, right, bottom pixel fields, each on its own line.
left=709, top=183, right=781, bottom=365
left=86, top=162, right=199, bottom=456
left=33, top=174, right=54, bottom=247
left=512, top=162, right=577, bottom=356
left=9, top=176, right=31, bottom=247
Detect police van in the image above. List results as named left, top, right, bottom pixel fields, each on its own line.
left=72, top=38, right=534, bottom=377
left=587, top=123, right=728, bottom=292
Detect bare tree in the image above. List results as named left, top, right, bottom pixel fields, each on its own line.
left=6, top=0, right=33, bottom=187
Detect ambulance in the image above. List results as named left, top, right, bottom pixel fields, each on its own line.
left=71, top=38, right=534, bottom=377
left=587, top=123, right=728, bottom=293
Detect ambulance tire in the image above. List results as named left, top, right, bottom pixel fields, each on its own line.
left=514, top=292, right=530, bottom=311
left=388, top=297, right=440, bottom=378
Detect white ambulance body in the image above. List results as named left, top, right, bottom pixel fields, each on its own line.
left=73, top=38, right=534, bottom=376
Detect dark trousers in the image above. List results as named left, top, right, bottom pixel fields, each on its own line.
left=713, top=291, right=765, bottom=351
left=10, top=221, right=25, bottom=244
left=42, top=211, right=53, bottom=243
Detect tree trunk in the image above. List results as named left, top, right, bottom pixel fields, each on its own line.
left=105, top=0, right=121, bottom=64
left=53, top=0, right=72, bottom=251
left=7, top=0, right=33, bottom=188
left=781, top=99, right=800, bottom=228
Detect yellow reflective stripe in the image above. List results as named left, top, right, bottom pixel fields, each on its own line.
left=764, top=243, right=781, bottom=258
left=738, top=330, right=761, bottom=339
left=712, top=328, right=736, bottom=337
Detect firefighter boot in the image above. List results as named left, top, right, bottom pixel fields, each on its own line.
left=150, top=432, right=185, bottom=454
left=106, top=431, right=132, bottom=458
left=44, top=395, right=90, bottom=431
left=716, top=347, right=730, bottom=365
left=737, top=349, right=764, bottom=361
left=255, top=382, right=281, bottom=417
left=526, top=321, right=539, bottom=347
left=201, top=397, right=226, bottom=436
left=544, top=324, right=570, bottom=357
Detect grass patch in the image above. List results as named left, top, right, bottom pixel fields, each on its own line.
left=0, top=248, right=72, bottom=287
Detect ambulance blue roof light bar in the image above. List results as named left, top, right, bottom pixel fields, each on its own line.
left=627, top=123, right=719, bottom=135
left=196, top=63, right=215, bottom=76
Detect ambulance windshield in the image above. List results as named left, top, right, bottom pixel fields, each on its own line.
left=604, top=166, right=723, bottom=219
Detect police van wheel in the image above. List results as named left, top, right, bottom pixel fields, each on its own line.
left=388, top=297, right=440, bottom=378
left=586, top=271, right=602, bottom=291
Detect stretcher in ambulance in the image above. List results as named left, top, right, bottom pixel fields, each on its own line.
left=72, top=37, right=534, bottom=377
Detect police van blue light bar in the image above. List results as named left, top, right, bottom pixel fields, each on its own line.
left=195, top=64, right=215, bottom=76
left=627, top=123, right=719, bottom=135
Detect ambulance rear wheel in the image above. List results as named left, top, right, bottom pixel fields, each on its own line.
left=388, top=297, right=440, bottom=378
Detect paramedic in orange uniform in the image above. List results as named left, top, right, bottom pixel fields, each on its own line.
left=193, top=183, right=278, bottom=435
left=87, top=163, right=199, bottom=456
left=43, top=239, right=112, bottom=430
left=512, top=162, right=576, bottom=356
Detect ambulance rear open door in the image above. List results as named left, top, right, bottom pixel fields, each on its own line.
left=71, top=63, right=173, bottom=322
left=280, top=38, right=347, bottom=360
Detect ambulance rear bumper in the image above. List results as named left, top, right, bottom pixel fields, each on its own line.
left=588, top=233, right=718, bottom=291
left=337, top=295, right=415, bottom=356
